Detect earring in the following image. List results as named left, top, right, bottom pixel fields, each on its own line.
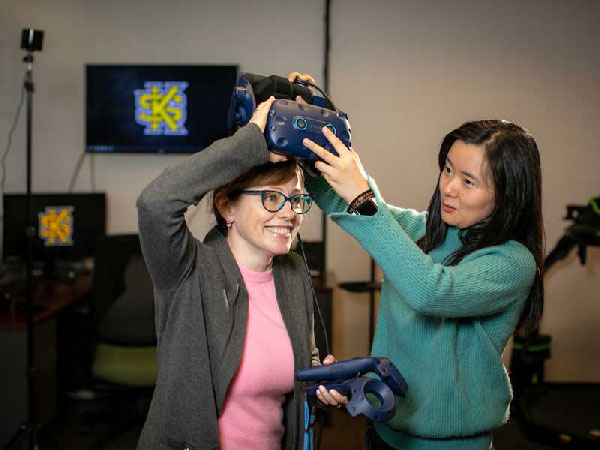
left=226, top=221, right=232, bottom=228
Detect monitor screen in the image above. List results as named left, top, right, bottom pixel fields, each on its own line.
left=2, top=193, right=106, bottom=265
left=85, top=64, right=239, bottom=154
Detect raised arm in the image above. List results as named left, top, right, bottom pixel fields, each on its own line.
left=331, top=198, right=536, bottom=317
left=136, top=124, right=269, bottom=291
left=303, top=168, right=349, bottom=215
left=306, top=168, right=428, bottom=241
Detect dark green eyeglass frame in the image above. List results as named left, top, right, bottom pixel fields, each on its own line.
left=239, top=190, right=313, bottom=214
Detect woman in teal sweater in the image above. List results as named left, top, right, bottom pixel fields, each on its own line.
left=300, top=110, right=544, bottom=449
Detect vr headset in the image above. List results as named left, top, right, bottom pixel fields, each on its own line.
left=227, top=73, right=351, bottom=160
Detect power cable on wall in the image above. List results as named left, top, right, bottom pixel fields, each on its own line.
left=324, top=0, right=331, bottom=93
left=68, top=151, right=96, bottom=193
left=67, top=151, right=87, bottom=192
left=1, top=73, right=27, bottom=200
left=89, top=151, right=96, bottom=191
left=1, top=71, right=95, bottom=196
left=321, top=0, right=331, bottom=272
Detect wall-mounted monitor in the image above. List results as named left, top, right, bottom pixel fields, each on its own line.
left=2, top=193, right=106, bottom=268
left=85, top=64, right=239, bottom=154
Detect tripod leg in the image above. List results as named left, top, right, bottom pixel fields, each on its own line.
left=2, top=424, right=26, bottom=450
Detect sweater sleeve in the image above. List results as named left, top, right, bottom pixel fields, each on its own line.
left=331, top=180, right=537, bottom=318
left=303, top=167, right=349, bottom=215
left=136, top=124, right=269, bottom=292
left=385, top=204, right=427, bottom=242
left=305, top=171, right=428, bottom=242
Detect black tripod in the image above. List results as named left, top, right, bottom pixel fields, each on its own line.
left=3, top=29, right=45, bottom=450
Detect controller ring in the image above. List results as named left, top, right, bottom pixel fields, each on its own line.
left=294, top=116, right=308, bottom=131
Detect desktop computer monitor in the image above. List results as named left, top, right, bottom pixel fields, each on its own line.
left=2, top=193, right=106, bottom=274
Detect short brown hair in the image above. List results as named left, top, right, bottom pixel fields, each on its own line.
left=212, top=159, right=304, bottom=230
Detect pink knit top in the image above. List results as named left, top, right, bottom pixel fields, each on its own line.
left=217, top=264, right=295, bottom=450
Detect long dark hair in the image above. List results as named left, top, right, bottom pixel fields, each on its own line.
left=417, top=120, right=544, bottom=333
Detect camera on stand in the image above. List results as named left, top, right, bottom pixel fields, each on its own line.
left=21, top=29, right=44, bottom=53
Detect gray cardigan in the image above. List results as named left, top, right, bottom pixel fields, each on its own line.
left=136, top=124, right=320, bottom=450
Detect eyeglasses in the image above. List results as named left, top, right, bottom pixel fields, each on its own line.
left=239, top=190, right=313, bottom=214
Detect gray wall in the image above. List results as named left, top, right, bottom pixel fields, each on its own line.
left=1, top=0, right=599, bottom=381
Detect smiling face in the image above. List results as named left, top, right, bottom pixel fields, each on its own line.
left=439, top=140, right=496, bottom=229
left=223, top=175, right=304, bottom=271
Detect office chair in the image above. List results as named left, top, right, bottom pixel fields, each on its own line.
left=82, top=234, right=157, bottom=448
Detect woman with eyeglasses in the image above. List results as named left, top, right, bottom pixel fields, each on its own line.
left=136, top=96, right=345, bottom=450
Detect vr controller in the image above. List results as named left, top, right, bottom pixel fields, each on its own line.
left=227, top=73, right=351, bottom=161
left=295, top=357, right=408, bottom=423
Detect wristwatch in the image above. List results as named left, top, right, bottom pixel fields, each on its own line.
left=352, top=197, right=378, bottom=216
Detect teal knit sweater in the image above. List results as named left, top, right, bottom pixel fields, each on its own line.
left=305, top=173, right=536, bottom=449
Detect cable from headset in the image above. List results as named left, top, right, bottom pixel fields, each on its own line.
left=292, top=78, right=344, bottom=118
left=297, top=232, right=330, bottom=450
left=296, top=232, right=330, bottom=357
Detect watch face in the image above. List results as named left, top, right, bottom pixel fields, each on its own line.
left=355, top=198, right=378, bottom=216
left=348, top=194, right=377, bottom=216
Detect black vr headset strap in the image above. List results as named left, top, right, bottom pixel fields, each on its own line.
left=242, top=73, right=335, bottom=111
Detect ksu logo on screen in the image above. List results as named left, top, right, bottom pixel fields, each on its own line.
left=134, top=81, right=189, bottom=136
left=38, top=206, right=74, bottom=246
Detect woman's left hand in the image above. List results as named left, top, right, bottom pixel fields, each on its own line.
left=316, top=354, right=349, bottom=408
left=303, top=130, right=370, bottom=204
left=287, top=72, right=315, bottom=84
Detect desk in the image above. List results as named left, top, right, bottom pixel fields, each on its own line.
left=0, top=275, right=91, bottom=447
left=0, top=275, right=91, bottom=329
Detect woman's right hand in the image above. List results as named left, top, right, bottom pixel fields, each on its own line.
left=249, top=96, right=276, bottom=133
left=249, top=96, right=287, bottom=163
